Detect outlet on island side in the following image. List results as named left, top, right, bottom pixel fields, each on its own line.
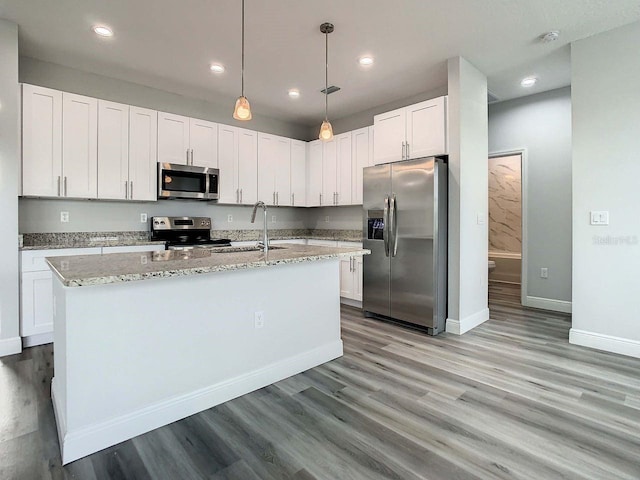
left=254, top=311, right=265, bottom=329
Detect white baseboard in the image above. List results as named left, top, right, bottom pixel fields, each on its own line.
left=0, top=336, right=22, bottom=357
left=23, top=332, right=54, bottom=348
left=446, top=308, right=490, bottom=335
left=524, top=296, right=572, bottom=313
left=340, top=298, right=362, bottom=309
left=55, top=340, right=343, bottom=465
left=569, top=329, right=640, bottom=359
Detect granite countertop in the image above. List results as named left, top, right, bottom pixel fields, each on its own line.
left=21, top=229, right=362, bottom=250
left=46, top=243, right=371, bottom=287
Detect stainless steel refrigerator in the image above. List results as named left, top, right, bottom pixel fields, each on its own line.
left=363, top=157, right=447, bottom=335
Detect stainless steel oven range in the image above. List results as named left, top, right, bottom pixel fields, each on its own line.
left=150, top=216, right=231, bottom=250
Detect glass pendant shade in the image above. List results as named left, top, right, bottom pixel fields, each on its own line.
left=233, top=96, right=252, bottom=121
left=319, top=120, right=334, bottom=141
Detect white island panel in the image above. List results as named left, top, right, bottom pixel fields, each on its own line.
left=52, top=258, right=342, bottom=464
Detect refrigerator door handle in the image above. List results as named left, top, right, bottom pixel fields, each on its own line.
left=390, top=194, right=398, bottom=257
left=383, top=195, right=390, bottom=257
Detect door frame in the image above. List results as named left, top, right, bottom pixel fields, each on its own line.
left=488, top=148, right=528, bottom=307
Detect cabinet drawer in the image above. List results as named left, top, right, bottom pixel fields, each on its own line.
left=21, top=247, right=102, bottom=272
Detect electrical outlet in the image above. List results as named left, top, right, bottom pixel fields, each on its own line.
left=60, top=211, right=69, bottom=223
left=271, top=215, right=277, bottom=223
left=254, top=311, right=264, bottom=329
left=325, top=216, right=330, bottom=223
left=227, top=214, right=233, bottom=223
left=590, top=211, right=609, bottom=225
left=140, top=213, right=147, bottom=223
left=540, top=267, right=548, bottom=279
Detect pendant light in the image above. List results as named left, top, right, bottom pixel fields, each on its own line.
left=319, top=22, right=334, bottom=141
left=233, top=0, right=252, bottom=121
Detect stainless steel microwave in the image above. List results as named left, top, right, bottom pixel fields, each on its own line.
left=158, top=163, right=219, bottom=200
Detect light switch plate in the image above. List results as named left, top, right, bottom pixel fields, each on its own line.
left=590, top=211, right=609, bottom=225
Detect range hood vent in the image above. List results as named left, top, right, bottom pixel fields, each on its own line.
left=321, top=85, right=341, bottom=95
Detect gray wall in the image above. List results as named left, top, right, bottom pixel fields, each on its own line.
left=305, top=206, right=362, bottom=231
left=308, top=85, right=448, bottom=138
left=0, top=19, right=20, bottom=354
left=571, top=21, right=640, bottom=348
left=19, top=199, right=308, bottom=233
left=489, top=87, right=572, bottom=303
left=19, top=57, right=309, bottom=141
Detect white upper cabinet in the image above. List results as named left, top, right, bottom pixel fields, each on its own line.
left=290, top=140, right=306, bottom=207
left=373, top=96, right=448, bottom=164
left=257, top=134, right=277, bottom=205
left=373, top=107, right=405, bottom=165
left=97, top=100, right=129, bottom=200
left=274, top=136, right=291, bottom=206
left=128, top=107, right=158, bottom=201
left=406, top=97, right=448, bottom=159
left=158, top=112, right=190, bottom=165
left=189, top=118, right=218, bottom=168
left=62, top=92, right=98, bottom=199
left=22, top=85, right=62, bottom=197
left=237, top=128, right=258, bottom=205
left=322, top=138, right=337, bottom=206
left=351, top=127, right=370, bottom=205
left=307, top=140, right=323, bottom=207
left=336, top=133, right=352, bottom=206
left=217, top=124, right=239, bottom=204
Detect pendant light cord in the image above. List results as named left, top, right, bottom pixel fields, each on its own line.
left=241, top=0, right=245, bottom=97
left=325, top=29, right=328, bottom=121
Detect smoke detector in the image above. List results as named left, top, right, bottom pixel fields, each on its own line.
left=540, top=31, right=560, bottom=43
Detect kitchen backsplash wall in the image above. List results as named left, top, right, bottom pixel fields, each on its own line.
left=18, top=199, right=308, bottom=233
left=306, top=206, right=362, bottom=230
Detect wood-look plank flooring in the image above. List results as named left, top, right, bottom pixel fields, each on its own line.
left=2, top=301, right=640, bottom=479
left=488, top=282, right=521, bottom=307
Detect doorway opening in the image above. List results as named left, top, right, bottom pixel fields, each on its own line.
left=488, top=152, right=524, bottom=307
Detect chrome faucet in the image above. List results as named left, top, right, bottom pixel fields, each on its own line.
left=250, top=201, right=269, bottom=253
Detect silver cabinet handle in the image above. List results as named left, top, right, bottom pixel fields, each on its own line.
left=406, top=142, right=410, bottom=159
left=190, top=149, right=194, bottom=166
left=402, top=141, right=406, bottom=160
left=291, top=193, right=295, bottom=205
left=236, top=189, right=239, bottom=203
left=130, top=181, right=134, bottom=199
left=273, top=192, right=276, bottom=205
left=319, top=193, right=322, bottom=206
left=383, top=195, right=390, bottom=257
left=125, top=181, right=129, bottom=199
left=64, top=177, right=68, bottom=197
left=240, top=189, right=243, bottom=203
left=186, top=149, right=190, bottom=165
left=276, top=192, right=279, bottom=205
left=57, top=176, right=61, bottom=196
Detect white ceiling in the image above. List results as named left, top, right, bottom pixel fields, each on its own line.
left=1, top=0, right=639, bottom=126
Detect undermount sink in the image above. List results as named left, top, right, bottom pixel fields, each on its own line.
left=211, top=245, right=286, bottom=253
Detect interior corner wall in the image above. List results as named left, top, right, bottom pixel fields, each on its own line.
left=0, top=19, right=21, bottom=356
left=571, top=21, right=640, bottom=358
left=446, top=56, right=489, bottom=335
left=489, top=87, right=572, bottom=305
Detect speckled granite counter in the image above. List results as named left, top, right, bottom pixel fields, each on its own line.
left=22, top=229, right=362, bottom=250
left=47, top=243, right=370, bottom=287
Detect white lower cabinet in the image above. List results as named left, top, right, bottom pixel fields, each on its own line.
left=307, top=240, right=363, bottom=302
left=20, top=245, right=165, bottom=347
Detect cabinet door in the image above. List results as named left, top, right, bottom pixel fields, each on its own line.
left=62, top=93, right=98, bottom=198
left=22, top=85, right=63, bottom=197
left=368, top=126, right=375, bottom=167
left=190, top=118, right=218, bottom=168
left=406, top=96, right=448, bottom=158
left=218, top=124, right=239, bottom=204
left=336, top=133, right=352, bottom=205
left=237, top=129, right=258, bottom=205
left=307, top=141, right=323, bottom=206
left=340, top=258, right=354, bottom=298
left=129, top=107, right=158, bottom=201
left=351, top=127, right=369, bottom=205
left=158, top=112, right=190, bottom=165
left=20, top=270, right=54, bottom=337
left=322, top=139, right=337, bottom=205
left=97, top=100, right=129, bottom=200
left=373, top=107, right=405, bottom=165
left=290, top=140, right=306, bottom=207
left=274, top=136, right=291, bottom=206
left=257, top=133, right=276, bottom=205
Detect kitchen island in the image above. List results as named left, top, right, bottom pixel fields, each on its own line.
left=47, top=243, right=369, bottom=464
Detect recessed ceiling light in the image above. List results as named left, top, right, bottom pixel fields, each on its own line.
left=92, top=25, right=113, bottom=37
left=288, top=89, right=300, bottom=98
left=359, top=56, right=374, bottom=66
left=521, top=76, right=538, bottom=88
left=210, top=64, right=225, bottom=73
